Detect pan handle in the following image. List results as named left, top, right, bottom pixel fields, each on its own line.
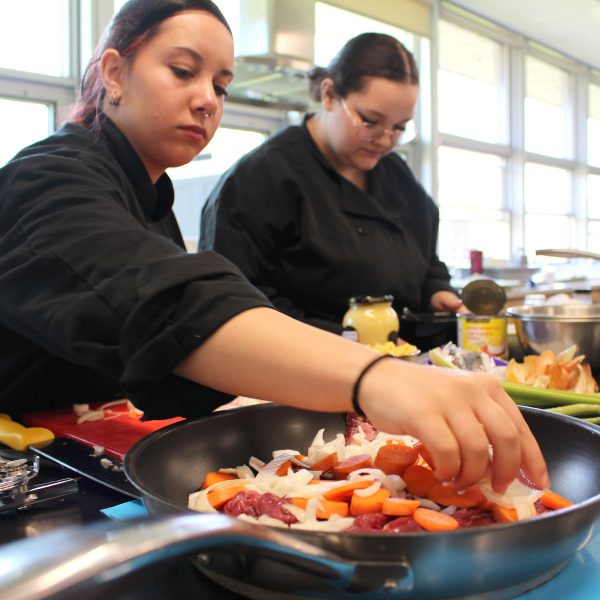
left=0, top=512, right=414, bottom=599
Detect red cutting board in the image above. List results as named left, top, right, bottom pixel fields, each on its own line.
left=21, top=402, right=184, bottom=461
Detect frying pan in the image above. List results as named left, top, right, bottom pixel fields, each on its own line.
left=124, top=404, right=600, bottom=599
left=2, top=405, right=600, bottom=600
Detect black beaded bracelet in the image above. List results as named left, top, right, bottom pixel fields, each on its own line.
left=351, top=354, right=396, bottom=417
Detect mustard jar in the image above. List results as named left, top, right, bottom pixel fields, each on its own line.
left=342, top=295, right=399, bottom=345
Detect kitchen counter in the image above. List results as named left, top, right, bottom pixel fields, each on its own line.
left=1, top=447, right=600, bottom=599
left=505, top=279, right=600, bottom=305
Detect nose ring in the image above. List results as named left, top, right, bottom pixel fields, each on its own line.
left=201, top=109, right=213, bottom=118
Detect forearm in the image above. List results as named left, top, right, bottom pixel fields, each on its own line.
left=174, top=307, right=376, bottom=412
left=175, top=307, right=550, bottom=492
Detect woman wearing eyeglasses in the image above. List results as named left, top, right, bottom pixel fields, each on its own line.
left=200, top=33, right=464, bottom=340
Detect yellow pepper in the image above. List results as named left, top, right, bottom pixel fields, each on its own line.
left=0, top=413, right=55, bottom=451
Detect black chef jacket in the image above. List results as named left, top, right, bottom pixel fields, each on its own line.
left=200, top=117, right=455, bottom=334
left=0, top=118, right=270, bottom=418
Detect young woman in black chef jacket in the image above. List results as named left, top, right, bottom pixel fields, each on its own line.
left=200, top=33, right=465, bottom=337
left=0, top=0, right=548, bottom=494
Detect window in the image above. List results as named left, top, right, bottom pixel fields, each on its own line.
left=523, top=163, right=572, bottom=256
left=436, top=8, right=597, bottom=269
left=437, top=147, right=509, bottom=263
left=169, top=126, right=268, bottom=250
left=315, top=3, right=413, bottom=67
left=525, top=56, right=572, bottom=159
left=0, top=1, right=76, bottom=165
left=0, top=97, right=52, bottom=166
left=589, top=82, right=600, bottom=167
left=436, top=18, right=510, bottom=265
left=438, top=20, right=505, bottom=144
left=0, top=0, right=70, bottom=78
left=588, top=174, right=600, bottom=251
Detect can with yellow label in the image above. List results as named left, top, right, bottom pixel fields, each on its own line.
left=457, top=314, right=508, bottom=359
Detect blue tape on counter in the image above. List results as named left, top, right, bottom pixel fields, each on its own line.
left=101, top=498, right=149, bottom=520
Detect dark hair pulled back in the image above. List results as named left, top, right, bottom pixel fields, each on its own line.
left=308, top=32, right=419, bottom=102
left=67, top=0, right=230, bottom=131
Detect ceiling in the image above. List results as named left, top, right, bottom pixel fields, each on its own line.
left=450, top=0, right=600, bottom=70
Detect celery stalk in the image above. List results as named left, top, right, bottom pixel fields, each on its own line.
left=548, top=404, right=600, bottom=417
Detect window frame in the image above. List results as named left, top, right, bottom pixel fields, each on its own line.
left=435, top=1, right=600, bottom=266
left=0, top=0, right=80, bottom=133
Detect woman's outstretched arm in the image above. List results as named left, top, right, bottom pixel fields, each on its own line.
left=174, top=307, right=550, bottom=494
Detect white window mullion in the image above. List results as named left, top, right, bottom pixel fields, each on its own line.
left=509, top=42, right=525, bottom=258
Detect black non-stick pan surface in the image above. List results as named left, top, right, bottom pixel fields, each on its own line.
left=125, top=405, right=600, bottom=599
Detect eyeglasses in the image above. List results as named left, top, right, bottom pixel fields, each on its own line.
left=340, top=97, right=414, bottom=145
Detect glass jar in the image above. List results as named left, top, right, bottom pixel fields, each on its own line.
left=342, top=295, right=399, bottom=345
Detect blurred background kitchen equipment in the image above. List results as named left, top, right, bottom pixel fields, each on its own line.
left=399, top=308, right=457, bottom=351
left=506, top=304, right=600, bottom=374
left=0, top=453, right=78, bottom=512
left=469, top=249, right=483, bottom=274
left=536, top=249, right=600, bottom=261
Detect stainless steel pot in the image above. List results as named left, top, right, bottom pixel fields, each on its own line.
left=506, top=304, right=600, bottom=373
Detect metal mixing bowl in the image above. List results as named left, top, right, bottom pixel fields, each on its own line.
left=506, top=304, right=600, bottom=373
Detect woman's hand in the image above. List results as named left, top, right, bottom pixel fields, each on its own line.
left=176, top=307, right=548, bottom=495
left=358, top=358, right=550, bottom=494
left=430, top=290, right=467, bottom=313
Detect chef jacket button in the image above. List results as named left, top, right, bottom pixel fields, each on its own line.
left=356, top=226, right=367, bottom=236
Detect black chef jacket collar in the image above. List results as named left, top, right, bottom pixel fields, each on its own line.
left=100, top=117, right=175, bottom=222
left=301, top=115, right=405, bottom=229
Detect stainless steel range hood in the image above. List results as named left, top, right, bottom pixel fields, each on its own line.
left=227, top=0, right=315, bottom=111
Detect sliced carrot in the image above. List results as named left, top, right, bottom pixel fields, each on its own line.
left=310, top=451, right=338, bottom=473
left=324, top=479, right=374, bottom=501
left=412, top=441, right=435, bottom=469
left=539, top=489, right=573, bottom=510
left=491, top=504, right=518, bottom=523
left=426, top=482, right=486, bottom=508
left=350, top=488, right=391, bottom=516
left=332, top=454, right=373, bottom=479
left=413, top=507, right=458, bottom=532
left=374, top=443, right=418, bottom=476
left=207, top=485, right=247, bottom=509
left=276, top=460, right=293, bottom=476
left=381, top=498, right=420, bottom=517
left=403, top=464, right=439, bottom=497
left=289, top=497, right=349, bottom=519
left=201, top=471, right=236, bottom=489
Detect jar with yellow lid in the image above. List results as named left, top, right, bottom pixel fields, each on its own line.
left=342, top=295, right=399, bottom=345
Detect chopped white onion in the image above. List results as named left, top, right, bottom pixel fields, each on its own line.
left=248, top=456, right=265, bottom=472
left=76, top=410, right=105, bottom=424
left=353, top=481, right=382, bottom=497
left=479, top=479, right=543, bottom=521
left=418, top=499, right=441, bottom=511
left=273, top=449, right=301, bottom=459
